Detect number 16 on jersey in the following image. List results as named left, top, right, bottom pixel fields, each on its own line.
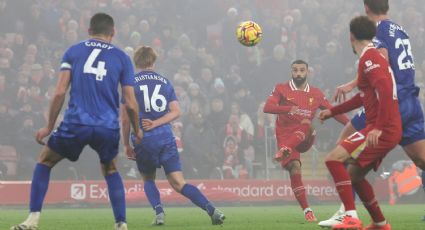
left=140, top=84, right=167, bottom=112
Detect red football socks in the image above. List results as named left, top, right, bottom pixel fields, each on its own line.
left=353, top=179, right=386, bottom=223
left=290, top=173, right=309, bottom=210
left=326, top=160, right=356, bottom=211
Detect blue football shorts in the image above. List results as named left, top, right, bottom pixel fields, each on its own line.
left=132, top=133, right=181, bottom=175
left=351, top=96, right=425, bottom=146
left=48, top=122, right=120, bottom=163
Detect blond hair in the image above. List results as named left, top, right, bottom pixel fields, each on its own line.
left=133, top=46, right=157, bottom=69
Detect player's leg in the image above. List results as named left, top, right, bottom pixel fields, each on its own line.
left=11, top=122, right=90, bottom=230
left=325, top=146, right=358, bottom=217
left=336, top=121, right=357, bottom=144
left=163, top=155, right=225, bottom=225
left=92, top=127, right=127, bottom=229
left=101, top=159, right=127, bottom=229
left=132, top=134, right=170, bottom=225
left=284, top=160, right=316, bottom=222
left=140, top=171, right=165, bottom=225
left=10, top=146, right=64, bottom=230
left=349, top=164, right=391, bottom=230
left=399, top=96, right=425, bottom=170
left=275, top=119, right=312, bottom=162
left=402, top=140, right=425, bottom=170
left=324, top=143, right=363, bottom=229
left=334, top=126, right=400, bottom=230
left=319, top=113, right=364, bottom=228
left=318, top=123, right=356, bottom=227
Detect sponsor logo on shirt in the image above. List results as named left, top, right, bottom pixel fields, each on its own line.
left=364, top=60, right=380, bottom=73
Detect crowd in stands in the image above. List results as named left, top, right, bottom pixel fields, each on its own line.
left=1, top=0, right=425, bottom=180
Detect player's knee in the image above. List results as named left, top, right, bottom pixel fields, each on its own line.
left=325, top=146, right=349, bottom=163
left=286, top=161, right=301, bottom=175
left=349, top=172, right=364, bottom=184
left=38, top=147, right=63, bottom=167
left=325, top=153, right=339, bottom=162
left=300, top=119, right=311, bottom=126
left=101, top=162, right=118, bottom=176
left=167, top=175, right=186, bottom=192
left=170, top=181, right=185, bottom=193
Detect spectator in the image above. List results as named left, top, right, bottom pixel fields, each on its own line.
left=182, top=112, right=221, bottom=179
left=222, top=135, right=248, bottom=179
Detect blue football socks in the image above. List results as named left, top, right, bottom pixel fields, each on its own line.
left=181, top=184, right=215, bottom=216
left=105, top=172, right=126, bottom=223
left=144, top=180, right=164, bottom=214
left=29, top=163, right=51, bottom=212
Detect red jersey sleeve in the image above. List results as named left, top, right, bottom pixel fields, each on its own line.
left=363, top=52, right=396, bottom=130
left=263, top=85, right=293, bottom=114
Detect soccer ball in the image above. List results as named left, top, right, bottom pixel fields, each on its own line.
left=236, top=21, right=262, bottom=47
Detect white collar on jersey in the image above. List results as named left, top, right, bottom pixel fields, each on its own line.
left=289, top=79, right=310, bottom=92
left=360, top=42, right=375, bottom=57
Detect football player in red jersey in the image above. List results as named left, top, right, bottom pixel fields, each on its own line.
left=263, top=59, right=349, bottom=222
left=319, top=16, right=402, bottom=230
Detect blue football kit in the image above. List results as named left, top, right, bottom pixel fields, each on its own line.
left=351, top=19, right=425, bottom=146
left=48, top=39, right=134, bottom=163
left=130, top=70, right=181, bottom=174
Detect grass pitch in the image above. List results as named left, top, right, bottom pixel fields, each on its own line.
left=0, top=204, right=423, bottom=230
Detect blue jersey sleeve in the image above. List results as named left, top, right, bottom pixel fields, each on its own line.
left=120, top=54, right=135, bottom=86
left=60, top=47, right=73, bottom=71
left=167, top=83, right=178, bottom=102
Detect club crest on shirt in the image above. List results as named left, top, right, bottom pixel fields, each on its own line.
left=309, top=97, right=314, bottom=105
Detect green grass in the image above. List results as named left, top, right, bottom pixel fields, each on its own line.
left=0, top=204, right=423, bottom=230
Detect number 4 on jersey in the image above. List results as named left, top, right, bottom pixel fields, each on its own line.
left=84, top=48, right=107, bottom=81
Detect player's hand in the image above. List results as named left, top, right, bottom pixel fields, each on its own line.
left=35, top=127, right=52, bottom=145
left=318, top=109, right=332, bottom=123
left=124, top=145, right=136, bottom=161
left=142, top=119, right=157, bottom=131
left=289, top=106, right=299, bottom=115
left=332, top=82, right=356, bottom=103
left=366, top=129, right=382, bottom=148
left=134, top=129, right=143, bottom=145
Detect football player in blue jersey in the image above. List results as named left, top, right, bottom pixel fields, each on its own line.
left=320, top=0, right=425, bottom=228
left=121, top=46, right=225, bottom=226
left=11, top=13, right=142, bottom=230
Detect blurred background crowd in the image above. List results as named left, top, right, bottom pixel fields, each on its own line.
left=1, top=0, right=425, bottom=181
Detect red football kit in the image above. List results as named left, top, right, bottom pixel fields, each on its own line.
left=331, top=44, right=402, bottom=170
left=264, top=80, right=349, bottom=167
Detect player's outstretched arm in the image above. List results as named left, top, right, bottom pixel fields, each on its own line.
left=319, top=97, right=349, bottom=125
left=319, top=93, right=363, bottom=125
left=122, top=85, right=142, bottom=144
left=142, top=101, right=181, bottom=131
left=36, top=70, right=71, bottom=145
left=332, top=78, right=358, bottom=103
left=330, top=93, right=363, bottom=116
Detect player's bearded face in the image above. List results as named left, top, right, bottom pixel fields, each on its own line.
left=291, top=64, right=308, bottom=87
